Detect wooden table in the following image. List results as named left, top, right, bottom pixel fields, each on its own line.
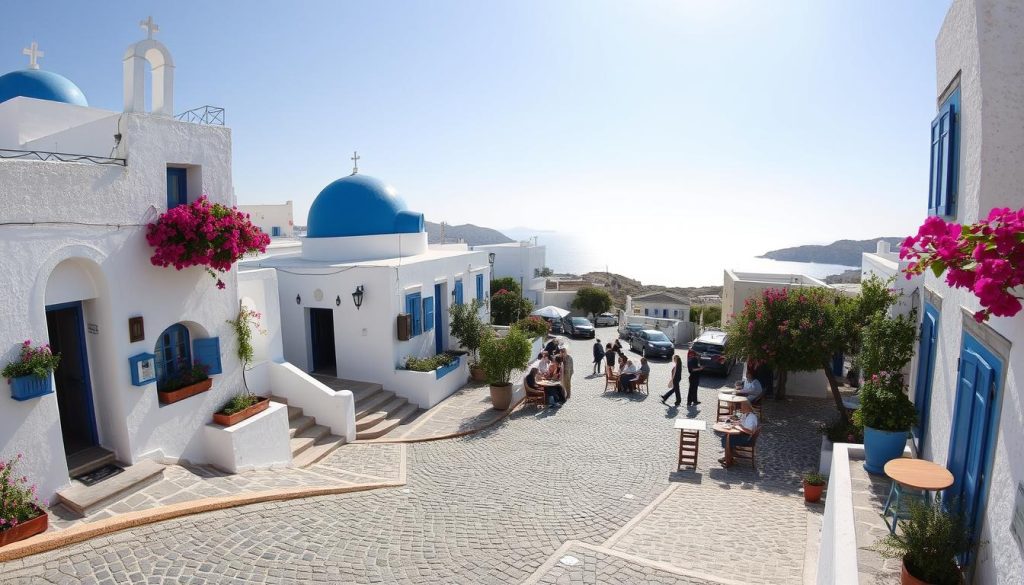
left=882, top=458, right=954, bottom=533
left=712, top=421, right=743, bottom=467
left=674, top=418, right=707, bottom=470
left=717, top=393, right=748, bottom=420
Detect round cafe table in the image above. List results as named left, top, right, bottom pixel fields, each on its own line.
left=712, top=421, right=743, bottom=467
left=882, top=458, right=954, bottom=533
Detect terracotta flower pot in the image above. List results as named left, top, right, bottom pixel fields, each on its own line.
left=490, top=383, right=513, bottom=410
left=803, top=481, right=825, bottom=503
left=158, top=378, right=212, bottom=405
left=470, top=365, right=487, bottom=382
left=901, top=560, right=931, bottom=585
left=212, top=396, right=269, bottom=427
left=0, top=506, right=48, bottom=548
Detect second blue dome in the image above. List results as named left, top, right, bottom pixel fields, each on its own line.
left=307, top=174, right=424, bottom=238
left=0, top=69, right=88, bottom=107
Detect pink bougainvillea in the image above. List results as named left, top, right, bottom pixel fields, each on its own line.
left=901, top=208, right=1024, bottom=322
left=145, top=196, right=270, bottom=290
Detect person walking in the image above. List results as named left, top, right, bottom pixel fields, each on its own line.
left=560, top=348, right=574, bottom=400
left=661, top=354, right=683, bottom=406
left=686, top=354, right=704, bottom=406
left=592, top=339, right=604, bottom=374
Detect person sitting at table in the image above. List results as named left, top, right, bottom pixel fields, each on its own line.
left=525, top=367, right=564, bottom=407
left=718, top=400, right=759, bottom=466
left=548, top=355, right=563, bottom=382
left=617, top=352, right=628, bottom=372
left=734, top=364, right=764, bottom=403
left=537, top=352, right=550, bottom=377
left=618, top=359, right=638, bottom=392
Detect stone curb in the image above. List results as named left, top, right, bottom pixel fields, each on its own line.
left=355, top=396, right=526, bottom=444
left=0, top=480, right=402, bottom=562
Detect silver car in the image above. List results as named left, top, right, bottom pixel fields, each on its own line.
left=595, top=312, right=618, bottom=326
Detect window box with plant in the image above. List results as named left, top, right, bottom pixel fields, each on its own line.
left=478, top=325, right=532, bottom=410
left=0, top=454, right=48, bottom=548
left=213, top=305, right=269, bottom=426
left=872, top=496, right=970, bottom=585
left=157, top=364, right=212, bottom=405
left=3, top=340, right=60, bottom=401
left=403, top=352, right=461, bottom=380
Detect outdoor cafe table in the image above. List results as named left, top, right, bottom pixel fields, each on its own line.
left=674, top=418, right=707, bottom=470
left=717, top=393, right=748, bottom=419
left=712, top=421, right=744, bottom=467
left=882, top=458, right=954, bottom=533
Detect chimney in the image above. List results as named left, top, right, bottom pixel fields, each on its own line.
left=877, top=240, right=891, bottom=254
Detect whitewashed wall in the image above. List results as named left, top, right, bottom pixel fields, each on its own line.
left=238, top=202, right=294, bottom=238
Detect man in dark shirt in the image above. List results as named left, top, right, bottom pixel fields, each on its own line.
left=686, top=356, right=704, bottom=406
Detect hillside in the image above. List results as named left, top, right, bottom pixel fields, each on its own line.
left=581, top=271, right=722, bottom=310
left=425, top=221, right=515, bottom=246
left=759, top=237, right=904, bottom=266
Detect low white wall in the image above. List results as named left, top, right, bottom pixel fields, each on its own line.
left=257, top=361, right=356, bottom=443
left=203, top=401, right=292, bottom=473
left=817, top=443, right=862, bottom=585
left=302, top=232, right=427, bottom=262
left=389, top=357, right=469, bottom=409
left=786, top=369, right=830, bottom=398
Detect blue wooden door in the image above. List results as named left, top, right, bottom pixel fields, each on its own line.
left=166, top=168, right=187, bottom=209
left=913, top=304, right=939, bottom=450
left=947, top=335, right=1000, bottom=564
left=434, top=284, right=443, bottom=354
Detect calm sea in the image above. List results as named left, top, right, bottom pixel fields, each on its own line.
left=502, top=228, right=855, bottom=289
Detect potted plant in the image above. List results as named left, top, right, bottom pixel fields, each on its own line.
left=0, top=454, right=48, bottom=547
left=449, top=300, right=486, bottom=382
left=802, top=472, right=826, bottom=503
left=157, top=364, right=212, bottom=405
left=872, top=496, right=970, bottom=585
left=853, top=371, right=917, bottom=474
left=214, top=305, right=269, bottom=426
left=478, top=325, right=532, bottom=410
left=3, top=340, right=60, bottom=401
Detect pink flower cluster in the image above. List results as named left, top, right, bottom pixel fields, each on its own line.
left=901, top=208, right=1024, bottom=322
left=145, top=196, right=271, bottom=290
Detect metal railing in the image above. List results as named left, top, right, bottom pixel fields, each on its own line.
left=0, top=148, right=126, bottom=166
left=174, top=105, right=225, bottom=126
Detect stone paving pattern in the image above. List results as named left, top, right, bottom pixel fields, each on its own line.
left=528, top=543, right=724, bottom=584
left=375, top=382, right=510, bottom=442
left=849, top=455, right=902, bottom=584
left=1, top=330, right=834, bottom=584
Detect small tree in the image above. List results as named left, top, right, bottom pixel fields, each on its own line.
left=491, top=289, right=533, bottom=326
left=534, top=266, right=554, bottom=277
left=690, top=305, right=722, bottom=327
left=478, top=326, right=532, bottom=386
left=449, top=300, right=485, bottom=364
left=571, top=286, right=613, bottom=319
left=491, top=277, right=522, bottom=297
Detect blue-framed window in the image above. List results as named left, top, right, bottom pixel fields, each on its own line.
left=947, top=332, right=1002, bottom=566
left=913, top=303, right=940, bottom=451
left=644, top=308, right=649, bottom=316
left=454, top=279, right=464, bottom=305
left=476, top=273, right=484, bottom=302
left=928, top=88, right=959, bottom=217
left=406, top=292, right=422, bottom=336
left=271, top=226, right=281, bottom=237
left=166, top=167, right=187, bottom=210
left=423, top=296, right=434, bottom=332
left=155, top=324, right=191, bottom=389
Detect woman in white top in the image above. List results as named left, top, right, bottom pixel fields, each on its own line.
left=537, top=352, right=550, bottom=378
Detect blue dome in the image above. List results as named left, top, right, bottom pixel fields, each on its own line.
left=307, top=174, right=424, bottom=238
left=0, top=69, right=88, bottom=107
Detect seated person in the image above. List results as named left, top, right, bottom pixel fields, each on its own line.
left=719, top=400, right=759, bottom=464
left=525, top=367, right=564, bottom=406
left=537, top=352, right=550, bottom=377
left=545, top=339, right=559, bottom=358
left=549, top=355, right=563, bottom=381
left=617, top=359, right=638, bottom=392
left=635, top=357, right=650, bottom=388
left=734, top=374, right=764, bottom=403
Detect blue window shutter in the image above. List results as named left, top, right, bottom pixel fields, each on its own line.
left=476, top=274, right=484, bottom=301
left=405, top=293, right=422, bottom=336
left=166, top=168, right=187, bottom=209
left=455, top=280, right=464, bottom=305
left=929, top=90, right=959, bottom=217
left=928, top=115, right=942, bottom=215
left=423, top=297, right=434, bottom=332
left=644, top=308, right=649, bottom=316
left=192, top=337, right=222, bottom=375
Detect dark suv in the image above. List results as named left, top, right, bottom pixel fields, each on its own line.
left=629, top=330, right=675, bottom=359
left=562, top=316, right=596, bottom=338
left=687, top=330, right=735, bottom=375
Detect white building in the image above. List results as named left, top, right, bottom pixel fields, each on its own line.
left=473, top=241, right=546, bottom=305
left=861, top=240, right=921, bottom=317
left=631, top=291, right=691, bottom=322
left=720, top=270, right=828, bottom=326
left=906, top=1, right=1024, bottom=581
left=238, top=201, right=294, bottom=238
left=243, top=173, right=490, bottom=410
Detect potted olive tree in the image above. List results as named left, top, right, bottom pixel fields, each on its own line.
left=478, top=325, right=532, bottom=410
left=872, top=496, right=970, bottom=585
left=450, top=300, right=486, bottom=382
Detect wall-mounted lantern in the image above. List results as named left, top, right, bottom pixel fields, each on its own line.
left=488, top=252, right=496, bottom=266
left=295, top=293, right=301, bottom=305
left=352, top=285, right=365, bottom=310
left=336, top=295, right=342, bottom=307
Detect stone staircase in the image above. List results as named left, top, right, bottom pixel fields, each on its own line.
left=268, top=396, right=346, bottom=468
left=57, top=457, right=165, bottom=517
left=352, top=384, right=422, bottom=441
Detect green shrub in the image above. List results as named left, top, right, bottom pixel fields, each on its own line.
left=803, top=472, right=826, bottom=486
left=220, top=393, right=261, bottom=415
left=820, top=415, right=864, bottom=444
left=404, top=353, right=456, bottom=372
left=872, top=496, right=971, bottom=585
left=512, top=316, right=550, bottom=338
left=860, top=311, right=917, bottom=379
left=449, top=300, right=485, bottom=363
left=479, top=327, right=532, bottom=386
left=853, top=371, right=917, bottom=431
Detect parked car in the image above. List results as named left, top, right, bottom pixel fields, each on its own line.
left=619, top=323, right=644, bottom=340
left=629, top=330, right=675, bottom=359
left=562, top=316, right=596, bottom=338
left=687, top=330, right=735, bottom=375
left=595, top=312, right=619, bottom=327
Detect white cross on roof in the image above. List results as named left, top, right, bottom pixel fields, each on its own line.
left=22, top=41, right=43, bottom=70
left=140, top=16, right=159, bottom=40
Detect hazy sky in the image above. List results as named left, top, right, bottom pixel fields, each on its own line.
left=3, top=1, right=951, bottom=252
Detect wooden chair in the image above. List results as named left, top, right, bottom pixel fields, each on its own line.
left=604, top=368, right=619, bottom=392
left=716, top=400, right=732, bottom=422
left=750, top=395, right=766, bottom=421
left=731, top=427, right=761, bottom=469
left=633, top=374, right=649, bottom=394
left=524, top=385, right=547, bottom=409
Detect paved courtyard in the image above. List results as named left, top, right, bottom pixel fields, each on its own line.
left=0, top=329, right=833, bottom=584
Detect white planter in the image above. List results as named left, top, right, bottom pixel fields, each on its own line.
left=390, top=357, right=469, bottom=409
left=203, top=401, right=292, bottom=473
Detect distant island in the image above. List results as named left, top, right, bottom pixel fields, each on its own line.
left=759, top=237, right=905, bottom=266
left=425, top=222, right=514, bottom=246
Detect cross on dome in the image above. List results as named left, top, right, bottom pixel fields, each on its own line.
left=22, top=41, right=43, bottom=70
left=140, top=16, right=159, bottom=40
left=351, top=151, right=360, bottom=175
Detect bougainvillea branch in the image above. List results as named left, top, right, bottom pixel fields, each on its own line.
left=145, top=196, right=270, bottom=289
left=900, top=208, right=1024, bottom=322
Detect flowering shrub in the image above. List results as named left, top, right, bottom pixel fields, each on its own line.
left=1, top=340, right=60, bottom=381
left=491, top=289, right=534, bottom=326
left=512, top=316, right=550, bottom=338
left=146, top=196, right=270, bottom=290
left=0, top=454, right=43, bottom=532
left=853, top=371, right=917, bottom=432
left=227, top=306, right=266, bottom=367
left=901, top=208, right=1024, bottom=322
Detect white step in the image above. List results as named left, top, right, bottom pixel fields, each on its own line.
left=356, top=396, right=409, bottom=430
left=288, top=414, right=315, bottom=438
left=291, top=434, right=345, bottom=468
left=57, top=460, right=165, bottom=517
left=354, top=390, right=396, bottom=419
left=290, top=424, right=330, bottom=457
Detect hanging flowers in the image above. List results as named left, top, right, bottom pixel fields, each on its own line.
left=145, top=196, right=270, bottom=290
left=900, top=208, right=1024, bottom=322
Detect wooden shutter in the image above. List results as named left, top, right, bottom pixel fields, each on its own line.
left=423, top=297, right=434, bottom=332
left=192, top=337, right=222, bottom=375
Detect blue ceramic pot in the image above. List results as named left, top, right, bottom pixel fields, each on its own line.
left=863, top=426, right=908, bottom=474
left=10, top=375, right=53, bottom=401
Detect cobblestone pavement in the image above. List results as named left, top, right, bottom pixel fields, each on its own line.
left=371, top=382, right=511, bottom=442
left=1, top=329, right=833, bottom=584
left=524, top=542, right=739, bottom=585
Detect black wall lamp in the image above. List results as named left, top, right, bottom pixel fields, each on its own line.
left=295, top=293, right=301, bottom=305
left=352, top=285, right=365, bottom=310
left=336, top=295, right=341, bottom=307
left=488, top=252, right=496, bottom=265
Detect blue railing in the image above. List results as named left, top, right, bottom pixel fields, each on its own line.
left=175, top=105, right=225, bottom=126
